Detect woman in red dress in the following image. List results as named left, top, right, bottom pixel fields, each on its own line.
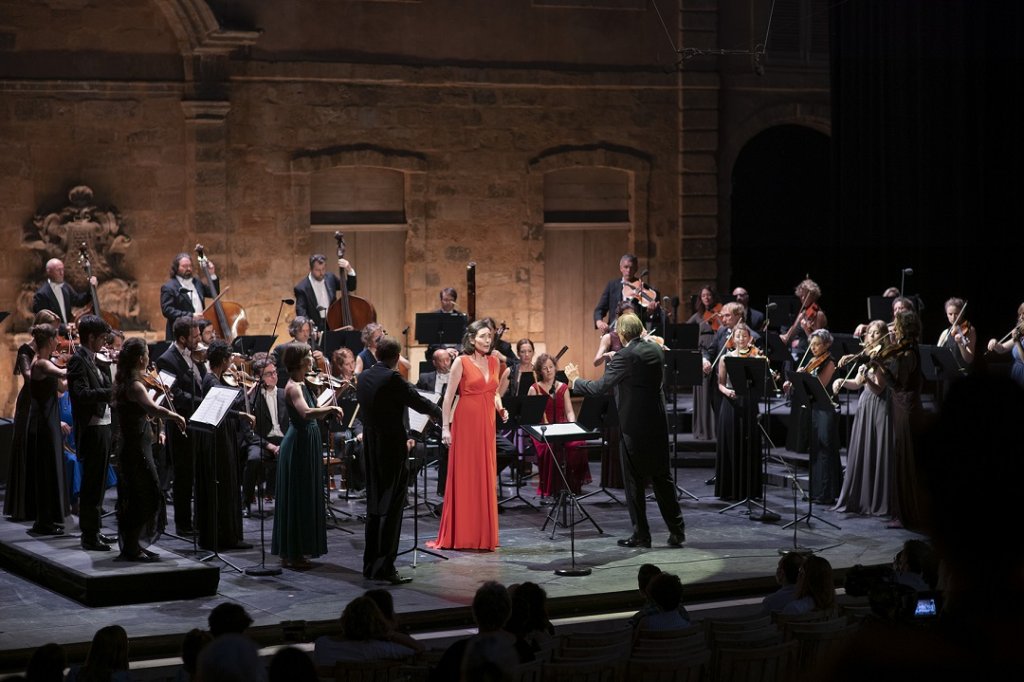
left=529, top=353, right=591, bottom=499
left=430, top=319, right=509, bottom=550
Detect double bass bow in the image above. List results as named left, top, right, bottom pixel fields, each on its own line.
left=76, top=242, right=120, bottom=330
left=194, top=244, right=248, bottom=343
left=326, top=231, right=377, bottom=331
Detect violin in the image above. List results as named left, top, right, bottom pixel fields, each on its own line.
left=622, top=279, right=658, bottom=308
left=143, top=365, right=187, bottom=434
left=701, top=303, right=723, bottom=332
left=326, top=231, right=377, bottom=331
left=799, top=349, right=832, bottom=375
left=194, top=244, right=249, bottom=343
left=781, top=301, right=821, bottom=345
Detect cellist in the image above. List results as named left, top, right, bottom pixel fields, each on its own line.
left=294, top=253, right=356, bottom=334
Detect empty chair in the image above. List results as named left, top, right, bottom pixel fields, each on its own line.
left=714, top=639, right=799, bottom=682
left=626, top=649, right=710, bottom=682
left=704, top=613, right=773, bottom=638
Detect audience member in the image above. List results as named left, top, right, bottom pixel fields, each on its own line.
left=460, top=633, right=517, bottom=682
left=313, top=596, right=415, bottom=666
left=629, top=563, right=691, bottom=626
left=635, top=572, right=691, bottom=631
left=175, top=629, right=212, bottom=682
left=429, top=581, right=518, bottom=682
left=268, top=646, right=316, bottom=682
left=364, top=588, right=426, bottom=653
left=65, top=625, right=130, bottom=681
left=893, top=539, right=937, bottom=593
left=504, top=582, right=556, bottom=657
left=207, top=603, right=253, bottom=638
left=25, top=642, right=66, bottom=682
left=763, top=552, right=807, bottom=614
left=194, top=634, right=265, bottom=682
left=780, top=555, right=836, bottom=615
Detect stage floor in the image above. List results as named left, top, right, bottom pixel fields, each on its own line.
left=0, top=442, right=919, bottom=669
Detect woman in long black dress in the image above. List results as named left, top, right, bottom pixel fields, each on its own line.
left=28, top=323, right=70, bottom=535
left=112, top=337, right=186, bottom=562
left=715, top=323, right=763, bottom=501
left=5, top=310, right=60, bottom=521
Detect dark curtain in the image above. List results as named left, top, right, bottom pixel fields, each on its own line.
left=831, top=1, right=1024, bottom=341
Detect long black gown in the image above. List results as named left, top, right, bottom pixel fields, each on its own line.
left=196, top=374, right=244, bottom=551
left=715, top=353, right=762, bottom=501
left=29, top=372, right=70, bottom=531
left=116, top=394, right=162, bottom=557
left=4, top=344, right=36, bottom=521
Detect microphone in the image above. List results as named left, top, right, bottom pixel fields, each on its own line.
left=902, top=268, right=913, bottom=276
left=281, top=298, right=295, bottom=305
left=401, top=326, right=410, bottom=335
left=766, top=302, right=778, bottom=310
left=662, top=296, right=671, bottom=307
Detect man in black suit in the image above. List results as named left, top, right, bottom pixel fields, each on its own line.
left=593, top=253, right=659, bottom=335
left=732, top=287, right=765, bottom=332
left=293, top=253, right=356, bottom=333
left=436, top=287, right=460, bottom=314
left=250, top=357, right=290, bottom=504
left=159, top=252, right=218, bottom=340
left=67, top=314, right=116, bottom=551
left=155, top=316, right=205, bottom=534
left=357, top=336, right=441, bottom=585
left=566, top=314, right=686, bottom=549
left=32, top=258, right=94, bottom=326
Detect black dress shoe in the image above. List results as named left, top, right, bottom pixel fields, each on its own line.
left=82, top=538, right=111, bottom=551
left=98, top=533, right=118, bottom=545
left=705, top=476, right=717, bottom=485
left=376, top=572, right=412, bottom=585
left=30, top=524, right=64, bottom=536
left=617, top=536, right=652, bottom=548
left=667, top=532, right=686, bottom=547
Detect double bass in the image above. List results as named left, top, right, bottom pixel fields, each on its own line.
left=326, top=231, right=377, bottom=331
left=75, top=242, right=120, bottom=330
left=194, top=244, right=249, bottom=343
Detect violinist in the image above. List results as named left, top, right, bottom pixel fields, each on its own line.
left=354, top=322, right=413, bottom=377
left=832, top=320, right=893, bottom=516
left=594, top=301, right=639, bottom=367
left=853, top=296, right=915, bottom=338
left=112, top=337, right=186, bottom=562
left=198, top=340, right=255, bottom=551
left=250, top=357, right=289, bottom=504
left=780, top=279, right=828, bottom=351
left=154, top=316, right=205, bottom=536
left=687, top=285, right=723, bottom=333
left=871, top=310, right=925, bottom=529
left=714, top=323, right=763, bottom=502
left=328, top=347, right=365, bottom=495
left=593, top=253, right=659, bottom=335
left=159, top=252, right=218, bottom=341
left=32, top=258, right=94, bottom=327
left=270, top=316, right=323, bottom=378
left=783, top=329, right=841, bottom=506
left=938, top=297, right=976, bottom=368
left=28, top=323, right=71, bottom=536
left=986, top=302, right=1024, bottom=388
left=66, top=314, right=117, bottom=552
left=294, top=253, right=356, bottom=334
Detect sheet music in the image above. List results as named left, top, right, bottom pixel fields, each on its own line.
left=316, top=387, right=335, bottom=407
left=539, top=423, right=592, bottom=438
left=190, top=385, right=240, bottom=429
left=158, top=370, right=176, bottom=388
left=408, top=389, right=439, bottom=433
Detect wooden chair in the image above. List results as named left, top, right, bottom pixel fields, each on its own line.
left=712, top=626, right=783, bottom=649
left=630, top=635, right=709, bottom=661
left=318, top=658, right=409, bottom=682
left=635, top=623, right=706, bottom=642
left=771, top=609, right=832, bottom=630
left=714, top=639, right=799, bottom=682
left=787, top=621, right=860, bottom=674
left=626, top=650, right=710, bottom=682
left=560, top=625, right=634, bottom=650
left=542, top=656, right=627, bottom=682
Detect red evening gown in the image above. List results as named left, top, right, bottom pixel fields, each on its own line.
left=531, top=383, right=591, bottom=496
left=429, top=355, right=499, bottom=550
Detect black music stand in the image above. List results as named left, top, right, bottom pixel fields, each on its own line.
left=867, top=296, right=893, bottom=323
left=767, top=295, right=801, bottom=331
left=415, top=312, right=467, bottom=346
left=397, top=439, right=448, bottom=567
left=242, top=373, right=283, bottom=577
left=783, top=371, right=840, bottom=531
left=664, top=323, right=700, bottom=350
left=231, top=335, right=276, bottom=357
left=576, top=395, right=623, bottom=505
left=327, top=397, right=362, bottom=514
left=661, top=349, right=702, bottom=501
left=147, top=341, right=172, bottom=362
left=919, top=344, right=964, bottom=382
left=324, top=329, right=362, bottom=357
left=499, top=395, right=546, bottom=510
left=524, top=423, right=602, bottom=577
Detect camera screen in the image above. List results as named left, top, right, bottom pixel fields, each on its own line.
left=914, top=598, right=937, bottom=617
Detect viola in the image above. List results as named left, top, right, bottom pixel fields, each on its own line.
left=75, top=242, right=120, bottom=330
left=326, top=231, right=377, bottom=331
left=799, top=350, right=831, bottom=375
left=622, top=279, right=657, bottom=308
left=194, top=244, right=249, bottom=343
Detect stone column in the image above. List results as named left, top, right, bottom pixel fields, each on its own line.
left=180, top=100, right=231, bottom=262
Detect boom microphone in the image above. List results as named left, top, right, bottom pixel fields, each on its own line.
left=281, top=298, right=295, bottom=305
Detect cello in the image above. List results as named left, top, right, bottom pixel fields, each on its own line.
left=194, top=244, right=249, bottom=343
left=75, top=242, right=120, bottom=330
left=326, top=231, right=377, bottom=331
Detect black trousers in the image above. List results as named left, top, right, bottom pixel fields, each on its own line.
left=167, top=426, right=194, bottom=531
left=78, top=424, right=112, bottom=539
left=241, top=439, right=272, bottom=504
left=619, top=434, right=685, bottom=540
left=363, top=464, right=409, bottom=579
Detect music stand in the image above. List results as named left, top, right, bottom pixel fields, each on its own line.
left=187, top=385, right=245, bottom=572
left=919, top=344, right=964, bottom=382
left=783, top=371, right=841, bottom=531
left=327, top=397, right=362, bottom=518
left=576, top=395, right=623, bottom=505
left=664, top=323, right=700, bottom=350
left=499, top=395, right=546, bottom=510
left=523, top=423, right=602, bottom=577
left=867, top=296, right=893, bottom=323
left=767, top=295, right=801, bottom=331
left=398, top=431, right=448, bottom=566
left=661, top=349, right=702, bottom=501
left=415, top=312, right=467, bottom=346
left=323, top=329, right=362, bottom=357
left=148, top=341, right=172, bottom=362
left=231, top=335, right=276, bottom=357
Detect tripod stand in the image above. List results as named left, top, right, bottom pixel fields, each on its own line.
left=782, top=371, right=840, bottom=532
left=527, top=424, right=603, bottom=540
left=397, top=441, right=447, bottom=566
left=244, top=469, right=281, bottom=576
left=576, top=395, right=623, bottom=506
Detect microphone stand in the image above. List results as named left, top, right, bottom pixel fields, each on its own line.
left=269, top=299, right=291, bottom=349
left=539, top=426, right=592, bottom=577
left=244, top=374, right=282, bottom=577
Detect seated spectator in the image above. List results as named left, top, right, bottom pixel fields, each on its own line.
left=505, top=582, right=556, bottom=657
left=629, top=563, right=691, bottom=627
left=268, top=646, right=316, bottom=682
left=208, top=602, right=253, bottom=639
left=893, top=539, right=937, bottom=593
left=364, top=588, right=426, bottom=653
left=313, top=596, right=416, bottom=666
left=429, top=582, right=518, bottom=682
left=781, top=555, right=836, bottom=615
left=25, top=642, right=66, bottom=682
left=65, top=625, right=130, bottom=682
left=636, top=573, right=691, bottom=632
left=195, top=634, right=265, bottom=682
left=461, top=633, right=518, bottom=682
left=763, top=552, right=807, bottom=614
left=175, top=629, right=212, bottom=682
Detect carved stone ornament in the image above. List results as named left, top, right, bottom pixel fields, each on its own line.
left=17, top=185, right=144, bottom=331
